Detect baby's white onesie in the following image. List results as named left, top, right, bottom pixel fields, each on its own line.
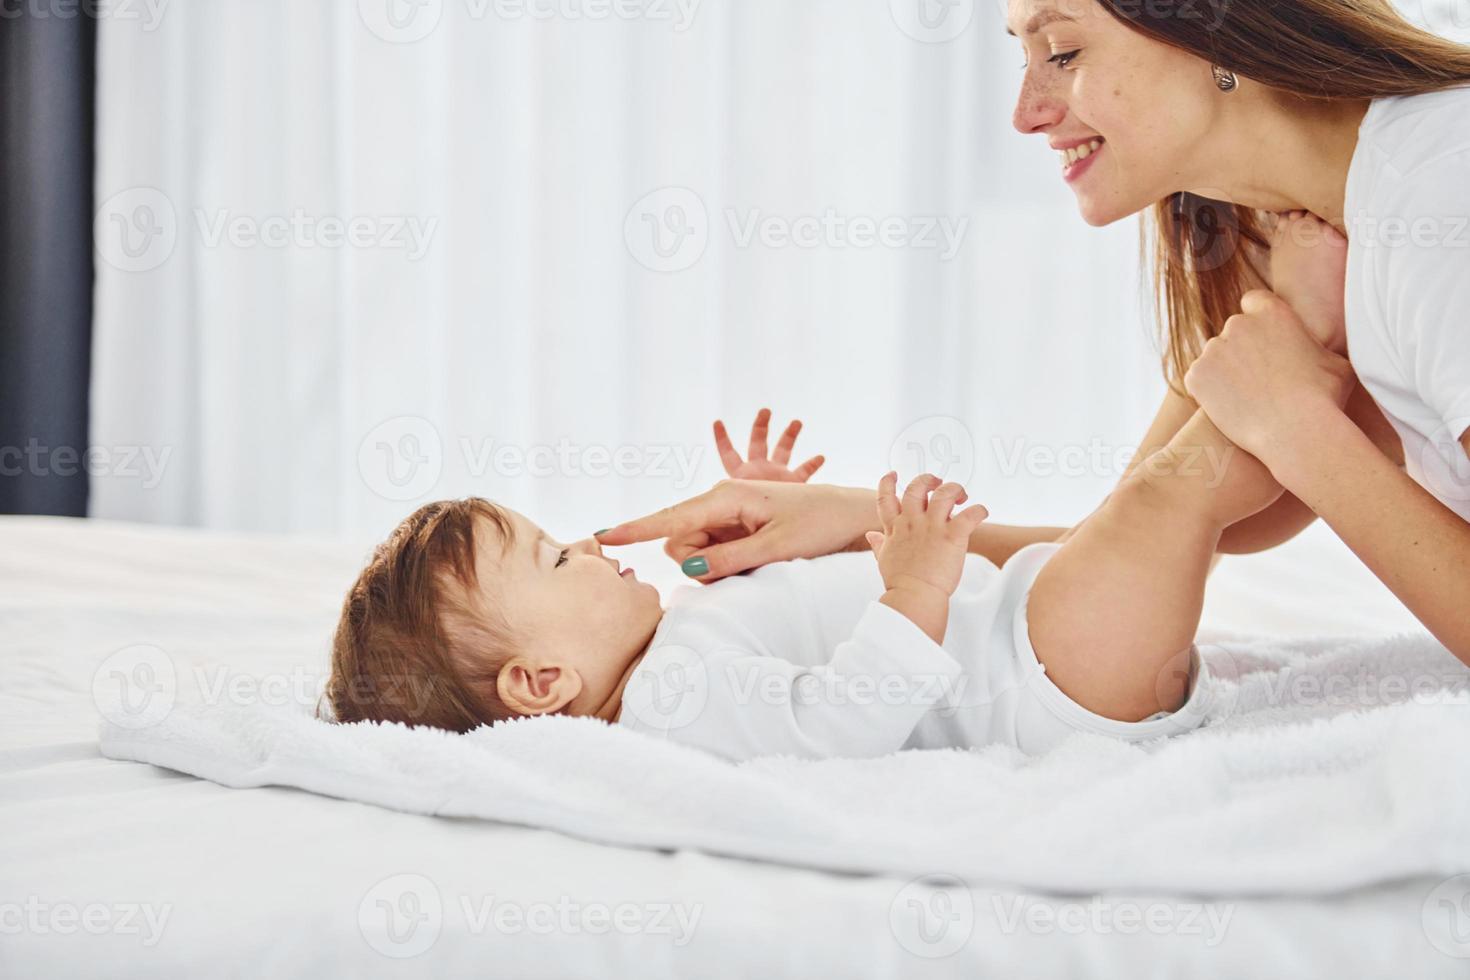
left=617, top=544, right=1212, bottom=761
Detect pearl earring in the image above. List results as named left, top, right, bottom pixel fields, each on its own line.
left=1212, top=65, right=1238, bottom=92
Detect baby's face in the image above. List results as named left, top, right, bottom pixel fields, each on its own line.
left=472, top=508, right=662, bottom=701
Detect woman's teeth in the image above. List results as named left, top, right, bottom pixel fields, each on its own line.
left=1058, top=138, right=1104, bottom=169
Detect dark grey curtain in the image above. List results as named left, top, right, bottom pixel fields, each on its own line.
left=0, top=5, right=96, bottom=516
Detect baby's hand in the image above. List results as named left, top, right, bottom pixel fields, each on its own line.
left=713, top=408, right=825, bottom=483
left=865, top=472, right=989, bottom=603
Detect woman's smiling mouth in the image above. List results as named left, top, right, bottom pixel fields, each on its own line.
left=1055, top=137, right=1105, bottom=182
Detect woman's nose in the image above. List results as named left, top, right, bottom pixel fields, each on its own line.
left=1012, top=75, right=1066, bottom=135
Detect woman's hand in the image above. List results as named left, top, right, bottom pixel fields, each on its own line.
left=1184, top=289, right=1357, bottom=473
left=712, top=408, right=825, bottom=482
left=595, top=479, right=877, bottom=582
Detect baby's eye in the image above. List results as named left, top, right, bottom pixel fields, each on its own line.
left=555, top=548, right=569, bottom=568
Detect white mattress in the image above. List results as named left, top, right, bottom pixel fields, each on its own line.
left=0, top=515, right=1456, bottom=978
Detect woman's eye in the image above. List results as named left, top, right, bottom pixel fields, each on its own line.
left=1047, top=49, right=1081, bottom=68
left=555, top=548, right=568, bottom=568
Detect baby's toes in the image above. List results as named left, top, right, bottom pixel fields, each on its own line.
left=1282, top=211, right=1315, bottom=245
left=1270, top=210, right=1300, bottom=249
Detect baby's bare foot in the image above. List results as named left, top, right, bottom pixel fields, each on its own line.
left=1268, top=210, right=1348, bottom=354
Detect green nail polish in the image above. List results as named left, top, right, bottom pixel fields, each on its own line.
left=681, top=556, right=709, bottom=577
left=594, top=528, right=611, bottom=536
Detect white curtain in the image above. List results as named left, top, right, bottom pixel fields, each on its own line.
left=91, top=0, right=1164, bottom=544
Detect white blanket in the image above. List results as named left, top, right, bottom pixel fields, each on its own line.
left=99, top=630, right=1470, bottom=898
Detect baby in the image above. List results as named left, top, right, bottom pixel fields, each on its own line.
left=323, top=471, right=1213, bottom=761
left=326, top=209, right=1352, bottom=760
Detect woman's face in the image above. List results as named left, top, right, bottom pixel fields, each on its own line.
left=1007, top=0, right=1228, bottom=225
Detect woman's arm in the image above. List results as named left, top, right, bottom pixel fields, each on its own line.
left=603, top=373, right=1322, bottom=579
left=1183, top=286, right=1470, bottom=664
left=1212, top=379, right=1401, bottom=553
left=961, top=522, right=1071, bottom=566
left=1271, top=408, right=1470, bottom=664
left=597, top=480, right=883, bottom=580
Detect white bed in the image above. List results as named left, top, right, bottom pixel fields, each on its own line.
left=1, top=515, right=1459, bottom=978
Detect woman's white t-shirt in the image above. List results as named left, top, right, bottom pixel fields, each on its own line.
left=1344, top=86, right=1470, bottom=520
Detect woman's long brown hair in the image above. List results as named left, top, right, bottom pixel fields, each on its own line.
left=1094, top=0, right=1470, bottom=389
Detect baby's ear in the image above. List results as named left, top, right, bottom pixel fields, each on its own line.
left=497, top=659, right=582, bottom=716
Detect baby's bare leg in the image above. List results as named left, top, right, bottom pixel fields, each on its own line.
left=1024, top=411, right=1283, bottom=720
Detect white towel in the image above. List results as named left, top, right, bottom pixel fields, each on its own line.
left=99, top=630, right=1470, bottom=897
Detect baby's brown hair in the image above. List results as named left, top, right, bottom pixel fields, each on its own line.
left=323, top=497, right=520, bottom=732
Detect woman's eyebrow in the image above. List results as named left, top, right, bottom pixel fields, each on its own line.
left=1005, top=10, right=1077, bottom=36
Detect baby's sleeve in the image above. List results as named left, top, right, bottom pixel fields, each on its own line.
left=618, top=601, right=964, bottom=762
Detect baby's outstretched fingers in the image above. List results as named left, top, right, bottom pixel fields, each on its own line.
left=953, top=502, right=990, bottom=532
left=711, top=419, right=742, bottom=474
left=791, top=454, right=826, bottom=481
left=902, top=473, right=941, bottom=511
left=932, top=481, right=966, bottom=499
left=876, top=471, right=901, bottom=529
left=927, top=481, right=967, bottom=519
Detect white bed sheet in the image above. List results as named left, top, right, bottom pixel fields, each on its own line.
left=0, top=516, right=1458, bottom=978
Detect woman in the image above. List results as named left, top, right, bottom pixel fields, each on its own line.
left=597, top=0, right=1470, bottom=705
